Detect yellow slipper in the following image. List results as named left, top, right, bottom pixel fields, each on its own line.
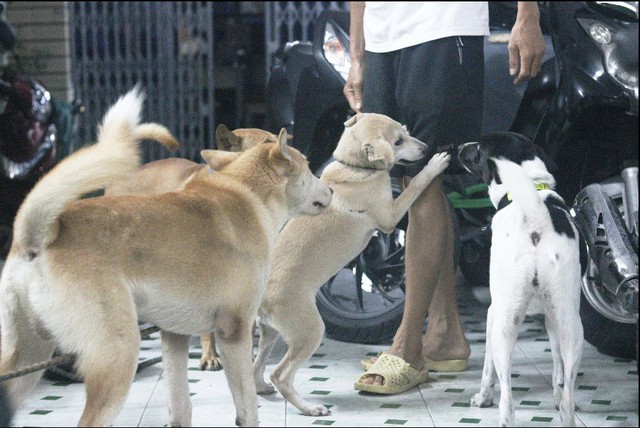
left=361, top=353, right=468, bottom=372
left=354, top=353, right=429, bottom=395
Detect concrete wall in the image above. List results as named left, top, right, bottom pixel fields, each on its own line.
left=5, top=1, right=72, bottom=101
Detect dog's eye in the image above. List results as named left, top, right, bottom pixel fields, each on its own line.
left=394, top=140, right=403, bottom=146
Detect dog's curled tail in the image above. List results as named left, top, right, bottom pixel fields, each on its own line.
left=12, top=85, right=177, bottom=255
left=494, top=158, right=550, bottom=223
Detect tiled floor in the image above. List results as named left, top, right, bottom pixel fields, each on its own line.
left=8, top=286, right=639, bottom=427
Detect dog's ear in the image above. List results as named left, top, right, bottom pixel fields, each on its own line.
left=344, top=113, right=365, bottom=128
left=362, top=137, right=394, bottom=168
left=215, top=124, right=243, bottom=151
left=269, top=128, right=296, bottom=175
left=201, top=149, right=241, bottom=169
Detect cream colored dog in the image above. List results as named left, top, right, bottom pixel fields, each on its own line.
left=0, top=87, right=332, bottom=426
left=252, top=113, right=451, bottom=416
left=106, top=124, right=277, bottom=372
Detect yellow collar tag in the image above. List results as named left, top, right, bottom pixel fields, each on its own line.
left=506, top=183, right=550, bottom=201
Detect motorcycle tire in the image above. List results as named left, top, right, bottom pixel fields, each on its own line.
left=316, top=226, right=406, bottom=344
left=580, top=292, right=638, bottom=360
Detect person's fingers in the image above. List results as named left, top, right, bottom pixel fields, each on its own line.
left=508, top=42, right=520, bottom=78
left=343, top=82, right=363, bottom=113
left=514, top=50, right=533, bottom=84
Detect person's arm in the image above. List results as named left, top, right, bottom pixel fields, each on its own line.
left=508, top=1, right=545, bottom=84
left=343, top=1, right=365, bottom=112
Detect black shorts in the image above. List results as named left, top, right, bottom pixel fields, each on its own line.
left=362, top=36, right=484, bottom=176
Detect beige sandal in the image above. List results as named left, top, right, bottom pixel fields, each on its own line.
left=354, top=353, right=429, bottom=395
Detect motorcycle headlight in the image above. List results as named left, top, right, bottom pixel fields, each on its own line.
left=578, top=3, right=639, bottom=102
left=323, top=22, right=350, bottom=81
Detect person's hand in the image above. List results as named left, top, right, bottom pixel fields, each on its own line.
left=343, top=59, right=364, bottom=113
left=509, top=4, right=545, bottom=84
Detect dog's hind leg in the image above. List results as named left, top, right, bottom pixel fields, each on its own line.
left=490, top=303, right=525, bottom=427
left=0, top=289, right=56, bottom=414
left=216, top=326, right=259, bottom=427
left=471, top=304, right=496, bottom=408
left=544, top=316, right=564, bottom=411
left=199, top=333, right=223, bottom=371
left=547, top=306, right=583, bottom=427
left=161, top=331, right=193, bottom=427
left=270, top=306, right=329, bottom=416
left=76, top=321, right=140, bottom=426
left=252, top=318, right=279, bottom=394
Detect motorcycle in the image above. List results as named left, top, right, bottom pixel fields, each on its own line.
left=265, top=2, right=638, bottom=358
left=0, top=11, right=81, bottom=263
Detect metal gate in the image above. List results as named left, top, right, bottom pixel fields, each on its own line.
left=69, top=2, right=215, bottom=162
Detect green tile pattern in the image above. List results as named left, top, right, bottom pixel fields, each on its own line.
left=606, top=416, right=628, bottom=421
left=310, top=390, right=330, bottom=395
left=521, top=400, right=541, bottom=406
left=384, top=419, right=407, bottom=425
left=30, top=410, right=52, bottom=415
left=592, top=399, right=611, bottom=405
left=41, top=396, right=62, bottom=400
left=312, top=420, right=335, bottom=425
left=310, top=377, right=329, bottom=382
left=531, top=416, right=553, bottom=422
left=459, top=418, right=481, bottom=424
left=380, top=403, right=402, bottom=409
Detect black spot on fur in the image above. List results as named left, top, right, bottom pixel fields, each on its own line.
left=514, top=315, right=520, bottom=326
left=532, top=270, right=539, bottom=287
left=531, top=232, right=541, bottom=246
left=27, top=250, right=37, bottom=261
left=479, top=132, right=538, bottom=165
left=487, top=159, right=501, bottom=185
left=544, top=196, right=575, bottom=239
left=558, top=383, right=564, bottom=388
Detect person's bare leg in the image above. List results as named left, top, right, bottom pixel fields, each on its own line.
left=362, top=175, right=468, bottom=385
left=421, top=183, right=470, bottom=361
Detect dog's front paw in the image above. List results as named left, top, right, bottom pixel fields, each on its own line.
left=303, top=404, right=331, bottom=417
left=255, top=381, right=276, bottom=395
left=470, top=392, right=494, bottom=408
left=425, top=152, right=451, bottom=176
left=199, top=356, right=223, bottom=371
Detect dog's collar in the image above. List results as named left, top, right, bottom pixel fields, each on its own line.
left=497, top=183, right=551, bottom=210
left=335, top=158, right=384, bottom=171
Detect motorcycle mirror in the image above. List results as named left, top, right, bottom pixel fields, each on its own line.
left=590, top=1, right=639, bottom=22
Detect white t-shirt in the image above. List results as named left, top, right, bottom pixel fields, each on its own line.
left=363, top=2, right=490, bottom=53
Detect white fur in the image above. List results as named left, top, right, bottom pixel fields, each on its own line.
left=470, top=156, right=583, bottom=427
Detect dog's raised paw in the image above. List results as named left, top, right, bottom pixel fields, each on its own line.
left=426, top=152, right=451, bottom=175
left=470, top=392, right=493, bottom=408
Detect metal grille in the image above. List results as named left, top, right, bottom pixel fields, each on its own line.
left=265, top=1, right=349, bottom=75
left=69, top=2, right=215, bottom=162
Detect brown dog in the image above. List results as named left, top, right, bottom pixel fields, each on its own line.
left=106, top=124, right=277, bottom=372
left=0, top=87, right=332, bottom=426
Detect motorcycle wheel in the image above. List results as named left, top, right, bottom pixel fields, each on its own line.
left=579, top=191, right=638, bottom=360
left=580, top=261, right=638, bottom=360
left=316, top=224, right=406, bottom=344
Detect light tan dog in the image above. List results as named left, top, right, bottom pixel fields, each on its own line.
left=0, top=87, right=332, bottom=426
left=106, top=124, right=277, bottom=372
left=252, top=113, right=451, bottom=416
